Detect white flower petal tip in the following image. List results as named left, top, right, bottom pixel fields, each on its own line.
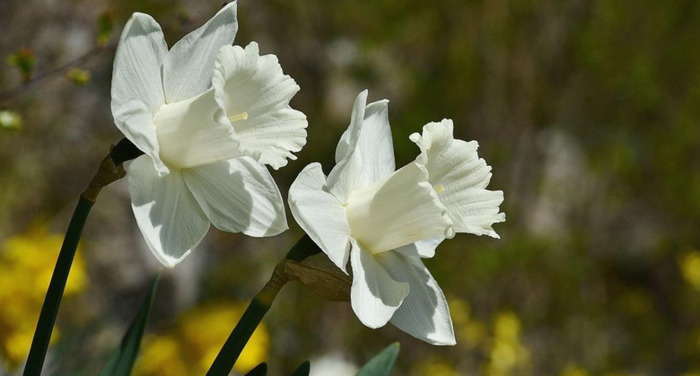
left=288, top=163, right=351, bottom=273
left=377, top=252, right=456, bottom=346
left=127, top=155, right=210, bottom=268
left=212, top=42, right=308, bottom=170
left=411, top=119, right=506, bottom=238
left=328, top=90, right=396, bottom=203
left=155, top=250, right=193, bottom=269
left=350, top=243, right=409, bottom=328
left=163, top=1, right=238, bottom=103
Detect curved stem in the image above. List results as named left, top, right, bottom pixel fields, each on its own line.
left=22, top=138, right=142, bottom=376
left=206, top=235, right=322, bottom=376
left=206, top=263, right=289, bottom=376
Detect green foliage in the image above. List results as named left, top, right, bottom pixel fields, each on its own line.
left=97, top=10, right=116, bottom=47
left=98, top=274, right=161, bottom=376
left=356, top=343, right=400, bottom=376
left=6, top=47, right=35, bottom=82
left=244, top=362, right=267, bottom=376
left=291, top=361, right=310, bottom=376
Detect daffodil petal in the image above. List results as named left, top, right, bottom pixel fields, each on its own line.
left=155, top=89, right=241, bottom=169
left=328, top=91, right=396, bottom=203
left=127, top=155, right=210, bottom=268
left=212, top=42, right=307, bottom=169
left=288, top=163, right=351, bottom=273
left=345, top=163, right=453, bottom=254
left=111, top=13, right=168, bottom=174
left=411, top=120, right=505, bottom=238
left=396, top=236, right=444, bottom=259
left=350, top=240, right=409, bottom=328
left=182, top=156, right=287, bottom=237
left=112, top=99, right=168, bottom=174
left=334, top=90, right=366, bottom=163
left=376, top=251, right=456, bottom=346
left=163, top=2, right=238, bottom=103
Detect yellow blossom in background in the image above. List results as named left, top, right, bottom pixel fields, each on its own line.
left=135, top=303, right=269, bottom=376
left=483, top=312, right=531, bottom=376
left=560, top=364, right=590, bottom=376
left=449, top=298, right=488, bottom=348
left=413, top=357, right=460, bottom=376
left=0, top=226, right=87, bottom=368
left=679, top=251, right=700, bottom=290
left=136, top=336, right=187, bottom=376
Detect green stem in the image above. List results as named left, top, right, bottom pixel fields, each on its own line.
left=206, top=235, right=321, bottom=376
left=207, top=264, right=287, bottom=376
left=23, top=138, right=142, bottom=376
left=23, top=197, right=93, bottom=376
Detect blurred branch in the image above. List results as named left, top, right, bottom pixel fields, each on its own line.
left=0, top=45, right=112, bottom=105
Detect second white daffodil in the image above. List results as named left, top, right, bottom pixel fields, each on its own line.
left=111, top=2, right=307, bottom=267
left=289, top=90, right=504, bottom=345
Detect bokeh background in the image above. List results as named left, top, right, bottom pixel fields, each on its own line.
left=1, top=0, right=699, bottom=375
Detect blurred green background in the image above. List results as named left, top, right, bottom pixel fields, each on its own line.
left=1, top=0, right=699, bottom=375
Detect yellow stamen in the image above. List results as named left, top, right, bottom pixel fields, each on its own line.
left=435, top=184, right=446, bottom=194
left=228, top=112, right=249, bottom=122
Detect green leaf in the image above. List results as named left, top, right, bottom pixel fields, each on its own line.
left=98, top=273, right=161, bottom=376
left=6, top=47, right=35, bottom=82
left=291, top=361, right=310, bottom=376
left=244, top=362, right=267, bottom=376
left=356, top=343, right=400, bottom=376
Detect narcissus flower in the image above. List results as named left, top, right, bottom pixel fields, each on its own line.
left=288, top=90, right=504, bottom=345
left=112, top=2, right=307, bottom=267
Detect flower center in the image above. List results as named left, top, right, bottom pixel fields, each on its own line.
left=228, top=112, right=248, bottom=122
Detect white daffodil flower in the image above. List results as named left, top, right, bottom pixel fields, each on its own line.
left=288, top=90, right=504, bottom=345
left=111, top=2, right=307, bottom=267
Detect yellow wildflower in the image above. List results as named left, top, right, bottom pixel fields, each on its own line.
left=135, top=303, right=269, bottom=375
left=483, top=312, right=531, bottom=376
left=680, top=251, right=700, bottom=290
left=560, top=364, right=590, bottom=376
left=0, top=226, right=87, bottom=368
